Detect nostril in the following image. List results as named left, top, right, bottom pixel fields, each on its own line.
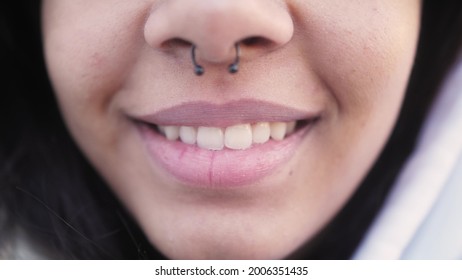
left=162, top=36, right=271, bottom=50
left=241, top=36, right=273, bottom=48
left=160, top=38, right=192, bottom=49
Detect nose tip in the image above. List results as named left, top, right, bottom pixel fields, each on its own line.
left=144, top=0, right=293, bottom=64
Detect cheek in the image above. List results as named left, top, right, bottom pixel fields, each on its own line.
left=42, top=1, right=149, bottom=125
left=294, top=1, right=421, bottom=118
left=287, top=1, right=421, bottom=214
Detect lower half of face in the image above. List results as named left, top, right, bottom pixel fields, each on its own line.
left=42, top=0, right=421, bottom=259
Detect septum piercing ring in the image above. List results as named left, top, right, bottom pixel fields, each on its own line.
left=192, top=43, right=240, bottom=76
left=191, top=45, right=204, bottom=76
left=228, top=43, right=240, bottom=74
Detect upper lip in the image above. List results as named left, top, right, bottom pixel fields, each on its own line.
left=134, top=99, right=319, bottom=127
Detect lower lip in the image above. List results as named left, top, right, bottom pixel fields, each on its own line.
left=137, top=123, right=313, bottom=188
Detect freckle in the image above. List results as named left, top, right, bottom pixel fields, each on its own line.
left=289, top=170, right=293, bottom=176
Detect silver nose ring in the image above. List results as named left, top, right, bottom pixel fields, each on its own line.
left=192, top=43, right=240, bottom=76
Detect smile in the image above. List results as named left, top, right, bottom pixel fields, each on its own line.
left=134, top=99, right=320, bottom=188
left=155, top=121, right=297, bottom=151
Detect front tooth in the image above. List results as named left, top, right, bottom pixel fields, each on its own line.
left=225, top=124, right=252, bottom=150
left=197, top=127, right=224, bottom=150
left=252, top=122, right=271, bottom=144
left=179, top=126, right=197, bottom=145
left=286, top=121, right=296, bottom=135
left=164, top=126, right=180, bottom=140
left=270, top=122, right=287, bottom=141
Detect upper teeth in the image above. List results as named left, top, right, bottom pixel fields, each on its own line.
left=158, top=121, right=297, bottom=151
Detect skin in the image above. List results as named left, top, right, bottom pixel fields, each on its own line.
left=42, top=0, right=421, bottom=259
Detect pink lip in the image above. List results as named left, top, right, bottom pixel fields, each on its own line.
left=138, top=124, right=313, bottom=188
left=134, top=99, right=319, bottom=188
left=136, top=99, right=316, bottom=127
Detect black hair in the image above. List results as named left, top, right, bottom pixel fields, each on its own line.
left=1, top=0, right=461, bottom=259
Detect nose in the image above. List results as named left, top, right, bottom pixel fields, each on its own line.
left=144, top=0, right=294, bottom=65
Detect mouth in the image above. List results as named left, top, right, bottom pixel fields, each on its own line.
left=134, top=100, right=320, bottom=188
